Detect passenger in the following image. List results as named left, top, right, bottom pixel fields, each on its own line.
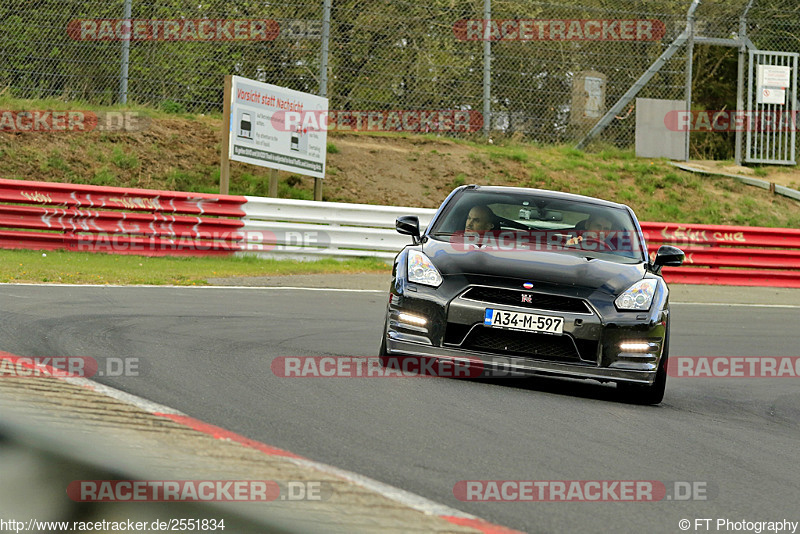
left=567, top=213, right=614, bottom=246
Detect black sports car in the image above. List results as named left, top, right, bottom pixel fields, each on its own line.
left=379, top=185, right=684, bottom=404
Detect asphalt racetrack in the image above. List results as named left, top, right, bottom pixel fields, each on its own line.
left=1, top=283, right=798, bottom=533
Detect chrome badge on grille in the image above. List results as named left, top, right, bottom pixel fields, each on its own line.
left=521, top=294, right=532, bottom=303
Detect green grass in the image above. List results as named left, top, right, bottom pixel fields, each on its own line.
left=0, top=249, right=390, bottom=285
left=111, top=146, right=139, bottom=169
left=450, top=173, right=467, bottom=188
left=91, top=167, right=117, bottom=186
left=487, top=146, right=529, bottom=163
left=41, top=151, right=70, bottom=173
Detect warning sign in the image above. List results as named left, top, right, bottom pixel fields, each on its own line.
left=757, top=65, right=791, bottom=105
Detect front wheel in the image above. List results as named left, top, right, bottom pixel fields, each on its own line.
left=618, top=324, right=669, bottom=405
left=379, top=316, right=390, bottom=366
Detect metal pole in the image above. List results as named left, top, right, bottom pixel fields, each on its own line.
left=735, top=0, right=754, bottom=165
left=319, top=0, right=331, bottom=98
left=317, top=0, right=332, bottom=201
left=482, top=0, right=491, bottom=137
left=219, top=76, right=232, bottom=195
left=734, top=40, right=746, bottom=165
left=119, top=0, right=132, bottom=104
left=683, top=7, right=696, bottom=162
left=268, top=168, right=279, bottom=198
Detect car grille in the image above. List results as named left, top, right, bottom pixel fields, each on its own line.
left=461, top=326, right=584, bottom=362
left=461, top=287, right=591, bottom=314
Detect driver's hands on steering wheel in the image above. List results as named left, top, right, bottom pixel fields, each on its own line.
left=566, top=234, right=615, bottom=250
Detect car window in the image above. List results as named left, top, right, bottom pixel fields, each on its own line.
left=429, top=190, right=644, bottom=263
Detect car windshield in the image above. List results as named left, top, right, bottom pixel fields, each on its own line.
left=429, top=189, right=645, bottom=263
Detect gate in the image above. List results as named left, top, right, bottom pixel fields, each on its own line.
left=745, top=51, right=799, bottom=165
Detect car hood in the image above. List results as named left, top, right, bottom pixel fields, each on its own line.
left=422, top=238, right=646, bottom=295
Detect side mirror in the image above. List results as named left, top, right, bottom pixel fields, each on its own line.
left=653, top=245, right=685, bottom=268
left=396, top=216, right=421, bottom=244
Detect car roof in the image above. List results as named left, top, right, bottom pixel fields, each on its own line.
left=461, top=185, right=630, bottom=210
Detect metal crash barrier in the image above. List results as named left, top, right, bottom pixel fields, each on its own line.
left=0, top=178, right=247, bottom=256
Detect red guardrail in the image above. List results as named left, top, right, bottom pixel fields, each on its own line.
left=641, top=222, right=800, bottom=288
left=0, top=178, right=247, bottom=256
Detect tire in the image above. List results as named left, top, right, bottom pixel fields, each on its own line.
left=619, top=323, right=669, bottom=405
left=378, top=316, right=390, bottom=366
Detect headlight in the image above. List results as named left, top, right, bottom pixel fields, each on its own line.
left=615, top=279, right=657, bottom=311
left=407, top=249, right=443, bottom=287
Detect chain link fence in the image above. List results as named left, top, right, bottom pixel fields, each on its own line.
left=1, top=0, right=799, bottom=152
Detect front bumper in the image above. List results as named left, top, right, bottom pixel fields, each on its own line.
left=386, top=277, right=669, bottom=386
left=386, top=336, right=658, bottom=385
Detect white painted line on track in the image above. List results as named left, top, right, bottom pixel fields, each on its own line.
left=287, top=456, right=475, bottom=520
left=672, top=302, right=800, bottom=309
left=5, top=283, right=799, bottom=305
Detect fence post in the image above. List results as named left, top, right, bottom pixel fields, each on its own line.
left=119, top=0, right=132, bottom=104
left=320, top=0, right=331, bottom=98
left=683, top=5, right=696, bottom=162
left=317, top=0, right=332, bottom=202
left=482, top=0, right=491, bottom=137
left=735, top=0, right=754, bottom=166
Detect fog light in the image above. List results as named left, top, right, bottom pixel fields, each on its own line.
left=398, top=312, right=427, bottom=326
left=620, top=342, right=651, bottom=352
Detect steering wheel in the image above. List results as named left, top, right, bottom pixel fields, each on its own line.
left=579, top=236, right=616, bottom=251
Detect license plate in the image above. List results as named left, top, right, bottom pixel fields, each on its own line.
left=484, top=309, right=564, bottom=335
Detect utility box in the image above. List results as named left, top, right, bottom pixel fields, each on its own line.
left=635, top=98, right=687, bottom=160
left=571, top=71, right=607, bottom=125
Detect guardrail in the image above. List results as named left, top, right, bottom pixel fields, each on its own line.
left=641, top=222, right=800, bottom=287
left=1, top=179, right=798, bottom=287
left=240, top=196, right=435, bottom=259
left=0, top=178, right=246, bottom=256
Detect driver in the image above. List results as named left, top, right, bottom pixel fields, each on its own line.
left=464, top=205, right=497, bottom=234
